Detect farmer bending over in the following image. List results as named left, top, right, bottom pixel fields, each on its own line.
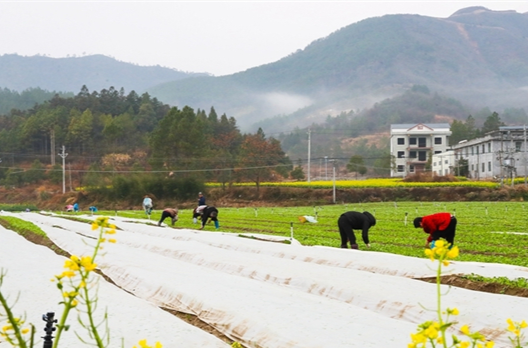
left=414, top=212, right=457, bottom=248
left=337, top=211, right=376, bottom=249
left=158, top=208, right=179, bottom=226
left=199, top=206, right=219, bottom=230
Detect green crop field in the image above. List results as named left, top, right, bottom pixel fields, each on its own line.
left=89, top=201, right=528, bottom=267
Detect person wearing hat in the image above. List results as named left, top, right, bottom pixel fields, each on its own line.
left=199, top=206, right=219, bottom=230
left=337, top=211, right=376, bottom=249
left=198, top=192, right=206, bottom=206
left=414, top=212, right=457, bottom=248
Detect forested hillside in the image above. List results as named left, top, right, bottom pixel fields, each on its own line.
left=0, top=86, right=291, bottom=201
left=0, top=87, right=73, bottom=114
left=148, top=7, right=528, bottom=132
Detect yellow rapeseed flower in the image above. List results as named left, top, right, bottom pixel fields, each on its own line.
left=447, top=246, right=459, bottom=259
left=80, top=256, right=97, bottom=271
left=424, top=248, right=435, bottom=261
left=460, top=325, right=470, bottom=335
left=448, top=307, right=459, bottom=316
left=21, top=328, right=29, bottom=334
left=521, top=320, right=528, bottom=329
left=105, top=229, right=116, bottom=235
left=459, top=341, right=470, bottom=348
left=60, top=270, right=76, bottom=278
left=108, top=238, right=117, bottom=243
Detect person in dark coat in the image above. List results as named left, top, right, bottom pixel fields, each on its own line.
left=337, top=211, right=376, bottom=249
left=199, top=206, right=219, bottom=230
left=414, top=212, right=456, bottom=248
left=198, top=192, right=206, bottom=206
left=158, top=208, right=179, bottom=226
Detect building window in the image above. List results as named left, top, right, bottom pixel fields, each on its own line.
left=433, top=162, right=437, bottom=166
left=409, top=165, right=415, bottom=172
left=471, top=147, right=474, bottom=155
left=418, top=151, right=427, bottom=161
left=516, top=142, right=522, bottom=152
left=397, top=138, right=405, bottom=145
left=409, top=138, right=417, bottom=145
left=482, top=162, right=485, bottom=172
left=409, top=151, right=417, bottom=158
left=445, top=160, right=448, bottom=164
left=488, top=143, right=491, bottom=153
left=418, top=137, right=427, bottom=147
left=434, top=151, right=441, bottom=154
left=482, top=144, right=485, bottom=153
left=397, top=151, right=405, bottom=158
left=397, top=165, right=404, bottom=172
left=488, top=161, right=491, bottom=171
left=434, top=137, right=442, bottom=145
left=471, top=164, right=474, bottom=171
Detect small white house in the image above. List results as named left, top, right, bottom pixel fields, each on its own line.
left=390, top=123, right=452, bottom=177
left=432, top=151, right=456, bottom=176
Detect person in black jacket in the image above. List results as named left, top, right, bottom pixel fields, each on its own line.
left=337, top=211, right=376, bottom=249
left=199, top=206, right=219, bottom=230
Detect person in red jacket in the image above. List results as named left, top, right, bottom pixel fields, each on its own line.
left=413, top=212, right=457, bottom=248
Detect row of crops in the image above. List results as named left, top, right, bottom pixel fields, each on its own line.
left=93, top=201, right=528, bottom=267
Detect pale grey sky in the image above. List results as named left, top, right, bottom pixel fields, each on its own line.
left=2, top=1, right=528, bottom=76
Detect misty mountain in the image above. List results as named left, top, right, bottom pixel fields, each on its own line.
left=147, top=7, right=528, bottom=132
left=0, top=54, right=204, bottom=94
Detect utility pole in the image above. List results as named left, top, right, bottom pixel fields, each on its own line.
left=50, top=129, right=56, bottom=165
left=58, top=145, right=68, bottom=194
left=324, top=156, right=328, bottom=181
left=307, top=129, right=311, bottom=183
left=523, top=125, right=527, bottom=187
left=330, top=159, right=336, bottom=203
left=68, top=163, right=72, bottom=192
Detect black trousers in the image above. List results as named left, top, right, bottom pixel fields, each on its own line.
left=159, top=211, right=172, bottom=224
left=338, top=215, right=358, bottom=247
left=432, top=216, right=457, bottom=245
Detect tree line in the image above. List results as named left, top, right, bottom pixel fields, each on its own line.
left=0, top=86, right=292, bottom=197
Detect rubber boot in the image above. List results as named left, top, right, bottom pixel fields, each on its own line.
left=214, top=220, right=219, bottom=229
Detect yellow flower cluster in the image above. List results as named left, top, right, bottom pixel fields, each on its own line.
left=424, top=239, right=459, bottom=266
left=0, top=317, right=31, bottom=344
left=409, top=240, right=495, bottom=348
left=206, top=178, right=497, bottom=189
left=506, top=318, right=528, bottom=346
left=133, top=339, right=163, bottom=348
left=92, top=216, right=117, bottom=244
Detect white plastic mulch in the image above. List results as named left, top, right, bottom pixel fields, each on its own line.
left=1, top=211, right=528, bottom=348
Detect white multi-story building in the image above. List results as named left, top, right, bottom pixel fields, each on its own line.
left=452, top=126, right=528, bottom=180
left=390, top=123, right=452, bottom=177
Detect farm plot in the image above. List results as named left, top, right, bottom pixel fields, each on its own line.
left=1, top=210, right=528, bottom=347
left=127, top=201, right=528, bottom=266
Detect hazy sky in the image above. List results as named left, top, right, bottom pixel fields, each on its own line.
left=2, top=1, right=528, bottom=76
